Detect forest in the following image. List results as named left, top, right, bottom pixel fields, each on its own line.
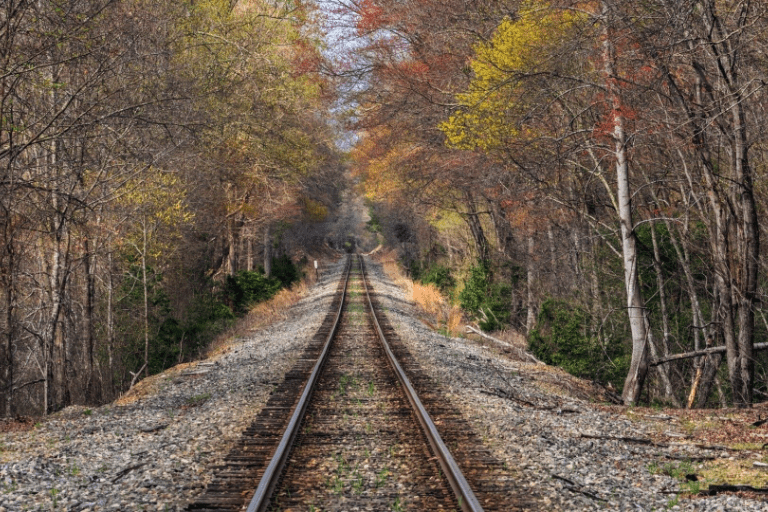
left=4, top=0, right=768, bottom=416
left=0, top=0, right=344, bottom=417
left=336, top=0, right=768, bottom=408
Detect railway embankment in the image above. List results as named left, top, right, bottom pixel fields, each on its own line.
left=1, top=255, right=767, bottom=511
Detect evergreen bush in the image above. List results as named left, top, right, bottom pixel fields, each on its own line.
left=529, top=299, right=629, bottom=391
left=459, top=263, right=511, bottom=331
left=224, top=270, right=281, bottom=314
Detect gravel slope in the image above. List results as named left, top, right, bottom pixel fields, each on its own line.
left=0, top=259, right=348, bottom=512
left=1, top=254, right=766, bottom=511
left=363, top=256, right=768, bottom=512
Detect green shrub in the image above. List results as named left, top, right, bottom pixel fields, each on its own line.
left=224, top=270, right=281, bottom=314
left=366, top=207, right=382, bottom=233
left=459, top=263, right=511, bottom=332
left=271, top=254, right=301, bottom=288
left=529, top=299, right=629, bottom=391
left=420, top=264, right=455, bottom=294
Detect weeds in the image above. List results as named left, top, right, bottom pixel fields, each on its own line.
left=186, top=392, right=211, bottom=407
left=375, top=468, right=390, bottom=488
left=352, top=471, right=364, bottom=494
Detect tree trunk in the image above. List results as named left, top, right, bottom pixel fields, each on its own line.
left=526, top=236, right=537, bottom=335
left=601, top=11, right=650, bottom=404
left=695, top=351, right=723, bottom=409
left=264, top=223, right=272, bottom=278
left=649, top=225, right=680, bottom=407
left=463, top=191, right=490, bottom=263
left=246, top=225, right=253, bottom=272
left=83, top=235, right=98, bottom=402
left=142, top=217, right=150, bottom=379
left=547, top=224, right=556, bottom=276
left=227, top=215, right=238, bottom=276
left=2, top=240, right=14, bottom=417
left=107, top=251, right=115, bottom=397
left=732, top=101, right=759, bottom=406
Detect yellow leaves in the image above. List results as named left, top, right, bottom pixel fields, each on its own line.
left=356, top=146, right=412, bottom=202
left=440, top=2, right=585, bottom=151
left=440, top=111, right=516, bottom=151
left=121, top=170, right=193, bottom=226
left=301, top=197, right=328, bottom=222
left=117, top=169, right=193, bottom=259
left=350, top=129, right=414, bottom=203
left=428, top=209, right=464, bottom=232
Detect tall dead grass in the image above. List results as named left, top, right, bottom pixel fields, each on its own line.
left=375, top=250, right=465, bottom=336
left=378, top=249, right=413, bottom=294
left=412, top=282, right=464, bottom=337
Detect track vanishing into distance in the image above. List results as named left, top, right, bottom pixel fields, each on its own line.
left=188, top=255, right=534, bottom=511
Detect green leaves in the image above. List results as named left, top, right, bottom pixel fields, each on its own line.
left=459, top=263, right=511, bottom=332
left=529, top=299, right=629, bottom=392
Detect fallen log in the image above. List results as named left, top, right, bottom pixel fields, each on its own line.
left=650, top=342, right=768, bottom=367
left=551, top=474, right=607, bottom=502
left=699, top=484, right=768, bottom=495
left=112, top=462, right=147, bottom=483
left=579, top=433, right=668, bottom=448
left=465, top=326, right=544, bottom=364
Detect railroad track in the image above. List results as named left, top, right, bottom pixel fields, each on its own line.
left=188, top=255, right=535, bottom=511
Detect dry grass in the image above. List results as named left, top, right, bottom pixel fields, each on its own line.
left=412, top=281, right=444, bottom=317
left=375, top=250, right=465, bottom=338
left=377, top=249, right=413, bottom=294
left=412, top=282, right=465, bottom=338
left=115, top=362, right=195, bottom=406
left=446, top=305, right=463, bottom=335
left=697, top=459, right=768, bottom=490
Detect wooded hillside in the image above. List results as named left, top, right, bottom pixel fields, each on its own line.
left=334, top=0, right=768, bottom=407
left=6, top=0, right=768, bottom=416
left=0, top=0, right=343, bottom=416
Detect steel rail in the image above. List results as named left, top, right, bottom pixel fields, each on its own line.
left=358, top=254, right=484, bottom=512
left=245, top=255, right=352, bottom=512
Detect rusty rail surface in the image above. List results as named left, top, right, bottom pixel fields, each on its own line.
left=358, top=255, right=483, bottom=512
left=187, top=254, right=533, bottom=511
left=244, top=255, right=352, bottom=512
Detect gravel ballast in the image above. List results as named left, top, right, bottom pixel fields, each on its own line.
left=1, top=254, right=766, bottom=511
left=0, top=259, right=348, bottom=512
left=363, top=257, right=768, bottom=512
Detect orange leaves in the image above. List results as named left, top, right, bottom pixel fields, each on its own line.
left=356, top=0, right=386, bottom=34
left=291, top=39, right=322, bottom=76
left=395, top=60, right=430, bottom=78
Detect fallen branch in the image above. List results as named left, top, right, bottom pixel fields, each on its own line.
left=465, top=326, right=544, bottom=364
left=481, top=388, right=579, bottom=414
left=651, top=342, right=768, bottom=366
left=129, top=363, right=147, bottom=389
left=112, top=462, right=146, bottom=483
left=139, top=422, right=169, bottom=433
left=11, top=379, right=45, bottom=393
left=480, top=388, right=537, bottom=408
left=551, top=474, right=607, bottom=502
left=632, top=451, right=716, bottom=461
left=699, top=484, right=768, bottom=495
left=579, top=433, right=668, bottom=448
